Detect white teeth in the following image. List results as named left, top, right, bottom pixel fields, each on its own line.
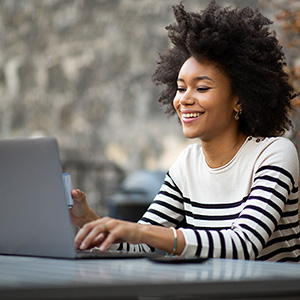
left=182, top=113, right=201, bottom=118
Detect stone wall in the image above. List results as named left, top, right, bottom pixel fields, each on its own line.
left=0, top=0, right=297, bottom=213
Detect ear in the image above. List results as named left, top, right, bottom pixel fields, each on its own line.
left=233, top=97, right=242, bottom=113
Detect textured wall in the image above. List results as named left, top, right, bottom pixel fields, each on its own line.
left=0, top=0, right=191, bottom=172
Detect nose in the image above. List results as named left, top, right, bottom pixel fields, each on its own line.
left=179, top=90, right=195, bottom=106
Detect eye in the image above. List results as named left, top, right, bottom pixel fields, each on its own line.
left=177, top=87, right=186, bottom=93
left=197, top=87, right=211, bottom=92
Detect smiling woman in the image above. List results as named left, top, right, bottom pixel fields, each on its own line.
left=70, top=0, right=300, bottom=262
left=174, top=58, right=240, bottom=136
left=173, top=57, right=245, bottom=167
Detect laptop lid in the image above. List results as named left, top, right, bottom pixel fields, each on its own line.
left=0, top=137, right=77, bottom=258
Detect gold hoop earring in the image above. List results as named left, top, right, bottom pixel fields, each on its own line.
left=234, top=110, right=242, bottom=120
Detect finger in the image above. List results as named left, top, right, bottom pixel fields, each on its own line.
left=99, top=225, right=122, bottom=251
left=76, top=222, right=108, bottom=250
left=74, top=222, right=95, bottom=249
left=90, top=232, right=107, bottom=248
left=71, top=189, right=79, bottom=198
left=71, top=189, right=84, bottom=201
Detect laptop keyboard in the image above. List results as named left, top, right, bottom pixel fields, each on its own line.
left=76, top=249, right=161, bottom=259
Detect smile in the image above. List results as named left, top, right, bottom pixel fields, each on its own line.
left=182, top=112, right=202, bottom=118
left=181, top=111, right=204, bottom=124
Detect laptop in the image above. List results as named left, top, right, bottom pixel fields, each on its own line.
left=0, top=137, right=157, bottom=259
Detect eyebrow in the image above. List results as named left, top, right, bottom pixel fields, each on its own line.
left=177, top=76, right=214, bottom=83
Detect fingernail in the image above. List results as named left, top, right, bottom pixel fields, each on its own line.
left=99, top=245, right=105, bottom=251
left=80, top=242, right=86, bottom=250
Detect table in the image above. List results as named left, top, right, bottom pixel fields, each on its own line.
left=0, top=255, right=300, bottom=299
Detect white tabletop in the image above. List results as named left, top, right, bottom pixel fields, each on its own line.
left=1, top=255, right=300, bottom=299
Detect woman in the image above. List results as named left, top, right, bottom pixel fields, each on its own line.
left=71, top=1, right=300, bottom=262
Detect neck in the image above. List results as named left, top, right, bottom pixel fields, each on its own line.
left=201, top=132, right=247, bottom=168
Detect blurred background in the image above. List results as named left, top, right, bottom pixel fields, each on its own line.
left=0, top=0, right=299, bottom=218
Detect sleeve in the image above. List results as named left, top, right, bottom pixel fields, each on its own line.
left=138, top=146, right=190, bottom=228
left=180, top=138, right=299, bottom=260
left=138, top=171, right=185, bottom=227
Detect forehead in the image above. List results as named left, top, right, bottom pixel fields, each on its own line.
left=178, top=56, right=229, bottom=83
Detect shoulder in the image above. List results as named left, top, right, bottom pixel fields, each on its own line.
left=249, top=136, right=299, bottom=176
left=249, top=136, right=297, bottom=157
left=246, top=136, right=296, bottom=153
left=265, top=136, right=296, bottom=149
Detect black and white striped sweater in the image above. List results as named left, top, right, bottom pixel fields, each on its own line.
left=119, top=136, right=300, bottom=262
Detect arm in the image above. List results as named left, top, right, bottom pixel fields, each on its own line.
left=74, top=172, right=187, bottom=253
left=74, top=217, right=185, bottom=254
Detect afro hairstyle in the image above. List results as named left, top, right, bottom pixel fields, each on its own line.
left=152, top=0, right=298, bottom=137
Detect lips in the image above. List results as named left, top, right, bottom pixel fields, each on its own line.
left=181, top=110, right=204, bottom=123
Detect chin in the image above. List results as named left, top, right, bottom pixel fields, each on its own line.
left=183, top=132, right=200, bottom=140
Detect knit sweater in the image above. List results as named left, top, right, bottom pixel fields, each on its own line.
left=120, top=137, right=300, bottom=262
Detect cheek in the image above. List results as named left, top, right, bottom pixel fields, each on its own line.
left=173, top=95, right=180, bottom=112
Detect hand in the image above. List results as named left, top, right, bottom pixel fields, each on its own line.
left=70, top=189, right=99, bottom=227
left=74, top=217, right=143, bottom=251
left=74, top=217, right=186, bottom=255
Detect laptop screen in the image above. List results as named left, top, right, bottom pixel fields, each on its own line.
left=0, top=137, right=77, bottom=258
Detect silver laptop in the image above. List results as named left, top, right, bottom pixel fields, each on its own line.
left=0, top=137, right=155, bottom=259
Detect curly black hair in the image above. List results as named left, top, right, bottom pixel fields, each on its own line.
left=152, top=0, right=298, bottom=137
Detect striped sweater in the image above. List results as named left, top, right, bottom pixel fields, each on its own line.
left=119, top=136, right=300, bottom=262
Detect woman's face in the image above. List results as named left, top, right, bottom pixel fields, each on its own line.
left=173, top=56, right=240, bottom=141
